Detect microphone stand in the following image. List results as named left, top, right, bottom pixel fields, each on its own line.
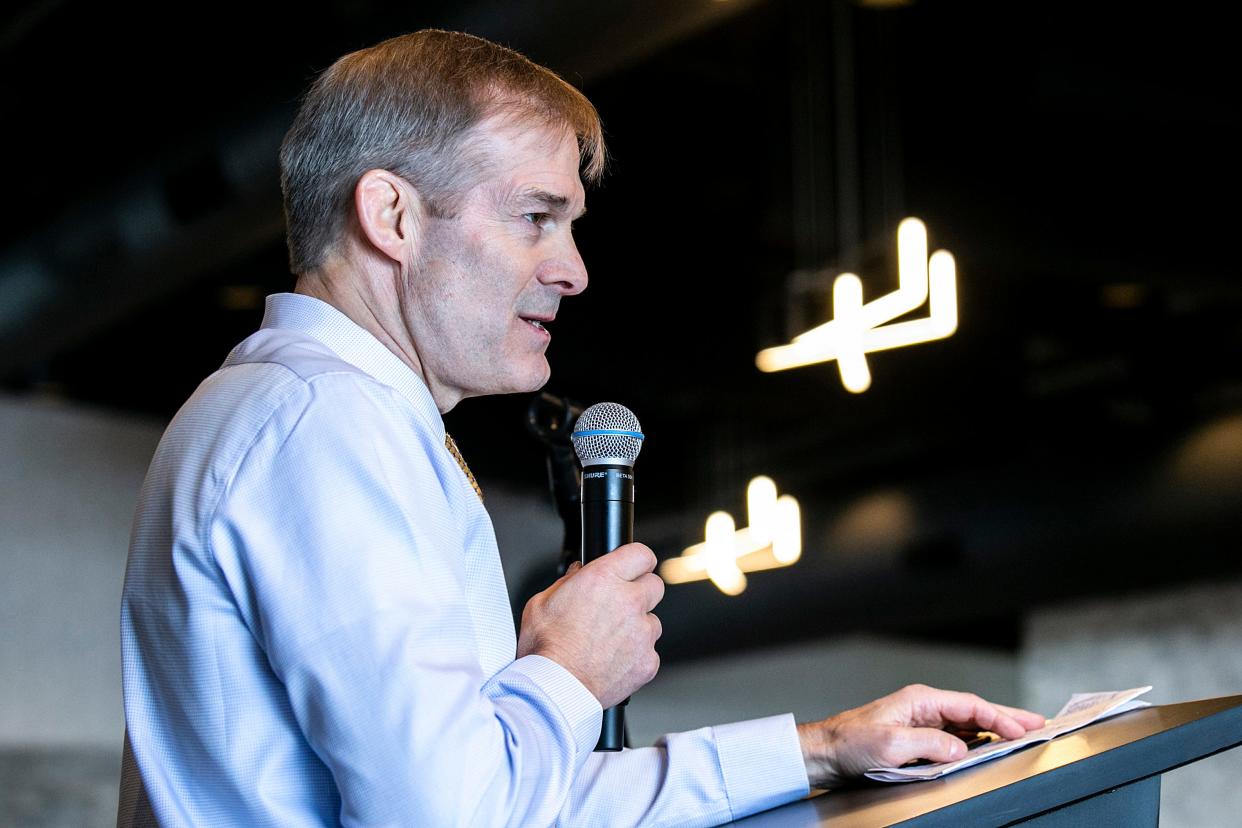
left=525, top=392, right=582, bottom=576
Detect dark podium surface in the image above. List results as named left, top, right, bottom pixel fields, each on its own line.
left=730, top=694, right=1242, bottom=827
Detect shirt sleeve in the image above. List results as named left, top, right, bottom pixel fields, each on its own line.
left=559, top=714, right=810, bottom=827
left=209, top=373, right=603, bottom=827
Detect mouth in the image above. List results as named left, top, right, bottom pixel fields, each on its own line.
left=519, top=314, right=553, bottom=336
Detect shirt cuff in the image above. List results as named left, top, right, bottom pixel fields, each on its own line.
left=714, top=713, right=811, bottom=820
left=506, top=654, right=603, bottom=760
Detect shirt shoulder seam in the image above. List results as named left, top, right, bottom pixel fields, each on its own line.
left=198, top=365, right=440, bottom=563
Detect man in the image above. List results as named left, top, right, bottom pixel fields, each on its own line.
left=119, top=29, right=1042, bottom=826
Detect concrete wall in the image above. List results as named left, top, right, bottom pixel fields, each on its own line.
left=1023, top=583, right=1242, bottom=828
left=1, top=396, right=163, bottom=749
left=1, top=395, right=163, bottom=827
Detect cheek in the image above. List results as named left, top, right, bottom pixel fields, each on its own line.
left=422, top=238, right=532, bottom=358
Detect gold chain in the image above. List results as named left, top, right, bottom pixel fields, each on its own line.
left=444, top=433, right=483, bottom=502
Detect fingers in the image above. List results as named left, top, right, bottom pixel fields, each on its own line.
left=641, top=649, right=662, bottom=685
left=892, top=727, right=969, bottom=765
left=566, top=545, right=663, bottom=615
left=903, top=686, right=1034, bottom=740
left=581, top=545, right=664, bottom=611
left=592, top=542, right=658, bottom=581
left=994, top=703, right=1047, bottom=730
left=638, top=572, right=665, bottom=612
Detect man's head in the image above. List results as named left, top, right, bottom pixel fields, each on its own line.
left=280, top=29, right=604, bottom=274
left=279, top=30, right=605, bottom=411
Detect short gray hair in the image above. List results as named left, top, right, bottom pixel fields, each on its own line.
left=279, top=29, right=606, bottom=274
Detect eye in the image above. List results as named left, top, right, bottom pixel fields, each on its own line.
left=523, top=212, right=552, bottom=228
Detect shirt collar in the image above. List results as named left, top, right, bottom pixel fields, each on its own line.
left=259, top=292, right=444, bottom=438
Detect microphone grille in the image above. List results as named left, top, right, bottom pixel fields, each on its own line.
left=571, top=402, right=644, bottom=466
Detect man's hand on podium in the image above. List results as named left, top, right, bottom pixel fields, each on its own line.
left=796, top=684, right=1046, bottom=788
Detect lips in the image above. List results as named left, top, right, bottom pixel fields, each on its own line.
left=519, top=313, right=554, bottom=335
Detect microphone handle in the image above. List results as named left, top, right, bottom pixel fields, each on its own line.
left=581, top=465, right=634, bottom=752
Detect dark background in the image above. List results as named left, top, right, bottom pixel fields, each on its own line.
left=2, top=0, right=1238, bottom=660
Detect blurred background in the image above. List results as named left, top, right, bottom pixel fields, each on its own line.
left=2, top=0, right=1239, bottom=825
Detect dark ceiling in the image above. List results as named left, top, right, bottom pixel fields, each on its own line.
left=3, top=0, right=1240, bottom=650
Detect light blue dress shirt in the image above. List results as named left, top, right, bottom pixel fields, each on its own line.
left=119, top=293, right=809, bottom=826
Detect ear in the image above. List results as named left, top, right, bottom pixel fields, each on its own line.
left=353, top=169, right=422, bottom=264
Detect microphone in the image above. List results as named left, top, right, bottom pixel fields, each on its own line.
left=571, top=402, right=644, bottom=752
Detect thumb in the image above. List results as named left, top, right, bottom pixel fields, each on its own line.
left=903, top=728, right=968, bottom=764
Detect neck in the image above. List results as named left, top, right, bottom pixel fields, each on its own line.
left=294, top=261, right=462, bottom=414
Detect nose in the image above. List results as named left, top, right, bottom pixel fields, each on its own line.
left=537, top=237, right=588, bottom=296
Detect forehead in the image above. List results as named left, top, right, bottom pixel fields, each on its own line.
left=468, top=116, right=586, bottom=207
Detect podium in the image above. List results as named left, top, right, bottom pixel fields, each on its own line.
left=730, top=694, right=1242, bottom=826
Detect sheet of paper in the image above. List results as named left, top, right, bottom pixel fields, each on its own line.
left=864, top=686, right=1152, bottom=782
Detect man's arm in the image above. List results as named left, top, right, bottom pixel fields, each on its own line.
left=209, top=374, right=639, bottom=826
left=547, top=683, right=1042, bottom=827
left=546, top=685, right=1043, bottom=827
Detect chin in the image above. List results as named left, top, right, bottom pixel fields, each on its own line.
left=498, top=358, right=551, bottom=396
left=522, top=362, right=553, bottom=393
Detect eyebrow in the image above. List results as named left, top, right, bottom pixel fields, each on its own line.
left=514, top=187, right=587, bottom=220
